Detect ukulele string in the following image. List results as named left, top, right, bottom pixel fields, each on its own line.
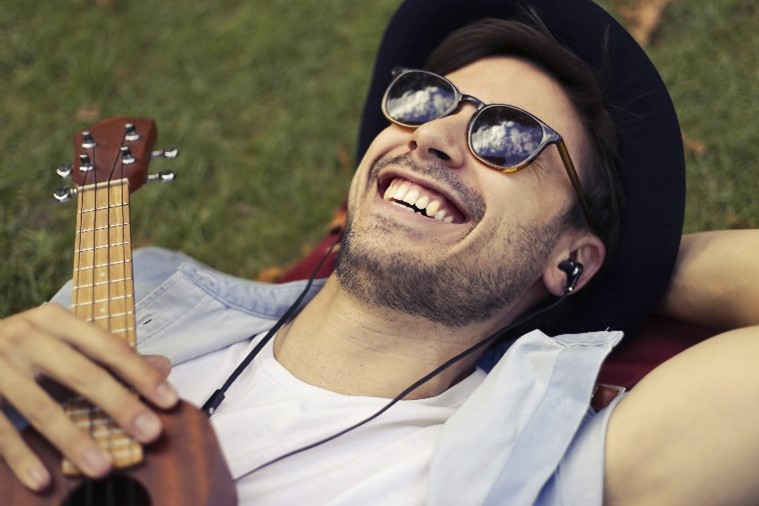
left=105, top=130, right=119, bottom=472
left=115, top=128, right=141, bottom=506
left=105, top=128, right=134, bottom=479
left=101, top=127, right=134, bottom=505
left=87, top=133, right=100, bottom=477
left=65, top=130, right=89, bottom=490
left=84, top=131, right=100, bottom=504
left=114, top=129, right=139, bottom=473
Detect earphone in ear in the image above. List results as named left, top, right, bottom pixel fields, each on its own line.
left=558, top=259, right=584, bottom=294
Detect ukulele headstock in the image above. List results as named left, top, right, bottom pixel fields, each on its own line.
left=71, top=116, right=157, bottom=192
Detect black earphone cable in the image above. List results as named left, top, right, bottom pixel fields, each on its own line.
left=234, top=288, right=571, bottom=480
left=201, top=241, right=338, bottom=416
left=200, top=236, right=579, bottom=478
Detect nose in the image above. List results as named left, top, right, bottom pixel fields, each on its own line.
left=407, top=103, right=477, bottom=169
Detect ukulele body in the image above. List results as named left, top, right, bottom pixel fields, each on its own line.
left=1, top=401, right=236, bottom=505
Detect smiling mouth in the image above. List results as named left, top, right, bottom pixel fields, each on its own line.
left=380, top=177, right=466, bottom=224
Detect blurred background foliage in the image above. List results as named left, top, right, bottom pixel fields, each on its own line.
left=1, top=0, right=757, bottom=316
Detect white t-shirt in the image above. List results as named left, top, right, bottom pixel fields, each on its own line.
left=169, top=334, right=486, bottom=505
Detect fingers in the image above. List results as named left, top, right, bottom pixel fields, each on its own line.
left=2, top=365, right=114, bottom=478
left=0, top=305, right=179, bottom=482
left=0, top=353, right=116, bottom=482
left=12, top=343, right=164, bottom=445
left=0, top=413, right=51, bottom=491
left=11, top=304, right=178, bottom=409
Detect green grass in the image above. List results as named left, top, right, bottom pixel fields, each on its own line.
left=1, top=0, right=757, bottom=316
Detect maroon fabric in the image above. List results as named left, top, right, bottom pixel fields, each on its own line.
left=598, top=316, right=717, bottom=389
left=277, top=237, right=718, bottom=389
left=277, top=230, right=341, bottom=283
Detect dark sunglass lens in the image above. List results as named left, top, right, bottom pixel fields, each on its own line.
left=385, top=72, right=456, bottom=125
left=470, top=107, right=544, bottom=167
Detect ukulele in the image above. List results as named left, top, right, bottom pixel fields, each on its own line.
left=0, top=117, right=237, bottom=505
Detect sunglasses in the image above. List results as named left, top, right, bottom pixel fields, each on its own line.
left=381, top=67, right=595, bottom=231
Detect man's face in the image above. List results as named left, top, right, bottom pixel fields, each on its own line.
left=336, top=57, right=595, bottom=329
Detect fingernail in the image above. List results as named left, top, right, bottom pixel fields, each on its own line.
left=134, top=412, right=161, bottom=442
left=83, top=447, right=110, bottom=475
left=156, top=381, right=178, bottom=406
left=27, top=466, right=50, bottom=490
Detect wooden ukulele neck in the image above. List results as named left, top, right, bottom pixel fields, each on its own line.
left=64, top=179, right=143, bottom=475
left=72, top=181, right=136, bottom=342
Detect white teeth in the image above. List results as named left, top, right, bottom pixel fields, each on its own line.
left=383, top=178, right=455, bottom=223
left=425, top=199, right=441, bottom=217
left=397, top=181, right=411, bottom=198
left=404, top=188, right=420, bottom=206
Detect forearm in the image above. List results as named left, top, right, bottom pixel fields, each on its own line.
left=658, top=229, right=759, bottom=329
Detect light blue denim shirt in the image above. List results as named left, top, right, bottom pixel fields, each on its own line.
left=51, top=247, right=623, bottom=505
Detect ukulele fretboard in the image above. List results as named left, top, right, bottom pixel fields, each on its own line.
left=65, top=179, right=142, bottom=475
left=72, top=180, right=136, bottom=344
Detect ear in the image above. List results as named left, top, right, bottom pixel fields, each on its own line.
left=542, top=234, right=606, bottom=297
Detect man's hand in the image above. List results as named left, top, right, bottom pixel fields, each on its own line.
left=0, top=304, right=178, bottom=491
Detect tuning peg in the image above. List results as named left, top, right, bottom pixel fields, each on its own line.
left=81, top=131, right=96, bottom=149
left=124, top=122, right=140, bottom=142
left=120, top=146, right=136, bottom=164
left=79, top=154, right=93, bottom=172
left=56, top=163, right=73, bottom=178
left=147, top=170, right=177, bottom=183
left=151, top=146, right=180, bottom=159
left=53, top=186, right=77, bottom=203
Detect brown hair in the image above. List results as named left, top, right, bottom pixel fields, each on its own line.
left=425, top=16, right=622, bottom=263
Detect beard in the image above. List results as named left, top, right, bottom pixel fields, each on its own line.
left=335, top=210, right=567, bottom=328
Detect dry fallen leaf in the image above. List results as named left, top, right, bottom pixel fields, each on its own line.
left=327, top=205, right=347, bottom=234
left=257, top=267, right=284, bottom=282
left=615, top=0, right=674, bottom=46
left=683, top=132, right=707, bottom=156
left=75, top=106, right=101, bottom=122
left=336, top=143, right=352, bottom=173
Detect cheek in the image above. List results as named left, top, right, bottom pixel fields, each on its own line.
left=358, top=125, right=409, bottom=170
left=348, top=126, right=411, bottom=206
left=477, top=170, right=570, bottom=237
left=505, top=163, right=574, bottom=216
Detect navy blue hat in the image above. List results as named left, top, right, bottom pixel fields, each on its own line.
left=355, top=0, right=685, bottom=349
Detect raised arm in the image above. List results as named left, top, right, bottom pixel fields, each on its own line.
left=658, top=229, right=759, bottom=330
left=605, top=229, right=759, bottom=504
